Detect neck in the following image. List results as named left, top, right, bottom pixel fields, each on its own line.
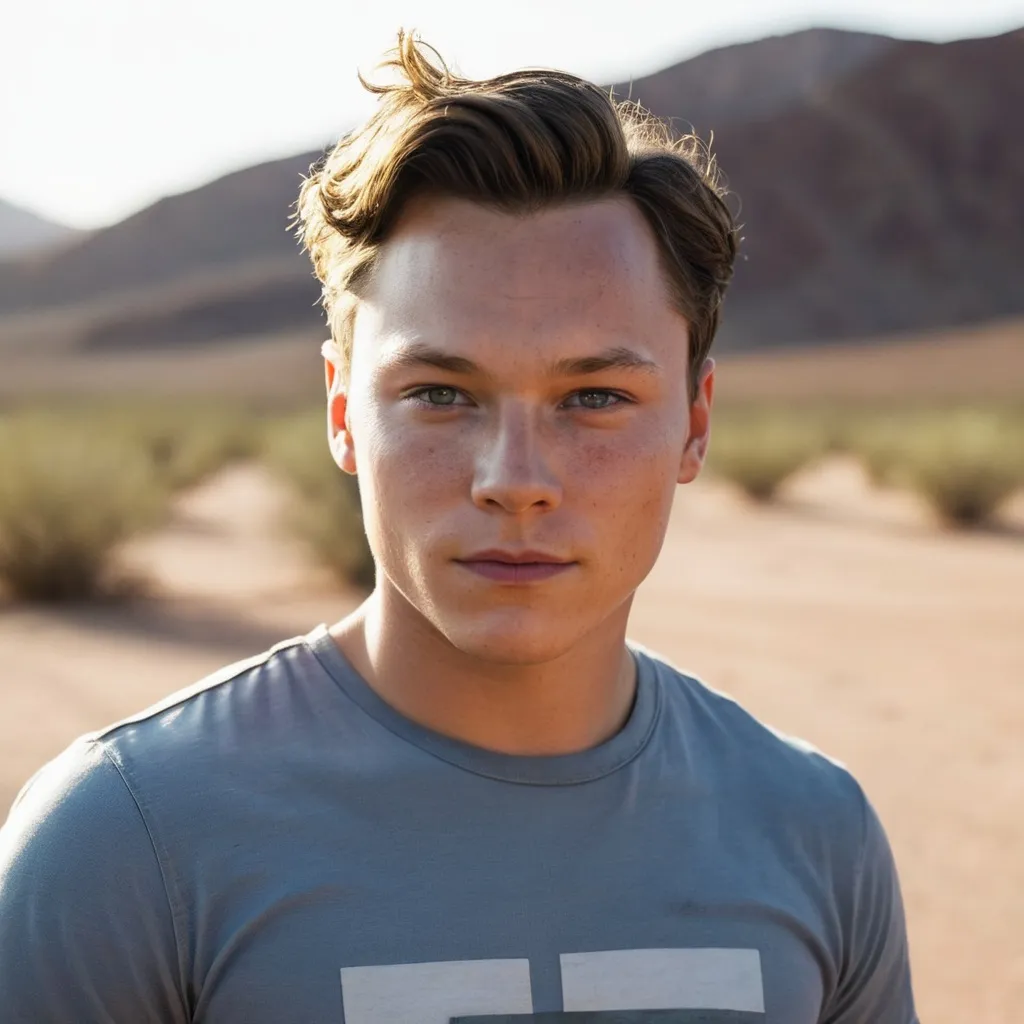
left=329, top=585, right=638, bottom=756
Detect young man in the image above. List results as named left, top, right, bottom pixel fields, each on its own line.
left=0, top=32, right=917, bottom=1024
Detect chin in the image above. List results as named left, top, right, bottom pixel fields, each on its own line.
left=436, top=607, right=583, bottom=666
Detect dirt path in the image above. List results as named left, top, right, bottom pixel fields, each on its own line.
left=1, top=458, right=1021, bottom=1022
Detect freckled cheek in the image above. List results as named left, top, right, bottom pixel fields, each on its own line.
left=370, top=427, right=469, bottom=502
left=571, top=437, right=678, bottom=568
left=570, top=435, right=676, bottom=504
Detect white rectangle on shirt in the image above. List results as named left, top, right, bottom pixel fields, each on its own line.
left=341, top=958, right=533, bottom=1024
left=560, top=948, right=765, bottom=1012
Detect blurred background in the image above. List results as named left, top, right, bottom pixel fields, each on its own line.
left=1, top=2, right=1022, bottom=1020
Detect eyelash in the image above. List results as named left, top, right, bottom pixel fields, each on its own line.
left=403, top=386, right=633, bottom=411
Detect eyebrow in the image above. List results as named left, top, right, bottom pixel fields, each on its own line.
left=382, top=342, right=663, bottom=378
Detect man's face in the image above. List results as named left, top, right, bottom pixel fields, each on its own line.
left=328, top=195, right=713, bottom=664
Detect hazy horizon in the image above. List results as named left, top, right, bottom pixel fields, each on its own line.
left=4, top=0, right=1023, bottom=232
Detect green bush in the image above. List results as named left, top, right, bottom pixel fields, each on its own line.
left=89, top=402, right=258, bottom=492
left=894, top=412, right=1024, bottom=527
left=844, top=414, right=916, bottom=488
left=840, top=406, right=1024, bottom=527
left=262, top=412, right=375, bottom=590
left=0, top=419, right=169, bottom=602
left=701, top=402, right=1024, bottom=526
left=707, top=410, right=829, bottom=501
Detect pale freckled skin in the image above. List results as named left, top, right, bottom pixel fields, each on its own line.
left=323, top=195, right=715, bottom=756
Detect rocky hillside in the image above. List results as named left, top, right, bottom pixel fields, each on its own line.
left=705, top=28, right=1024, bottom=348
left=0, top=26, right=1021, bottom=357
left=0, top=199, right=80, bottom=258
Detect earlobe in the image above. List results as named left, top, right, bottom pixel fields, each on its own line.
left=677, top=435, right=706, bottom=486
left=330, top=433, right=358, bottom=476
left=678, top=358, right=714, bottom=485
left=326, top=386, right=357, bottom=475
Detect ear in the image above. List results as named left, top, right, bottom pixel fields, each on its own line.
left=324, top=345, right=357, bottom=476
left=678, top=357, right=715, bottom=485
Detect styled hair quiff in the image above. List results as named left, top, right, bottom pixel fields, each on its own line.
left=295, top=31, right=738, bottom=401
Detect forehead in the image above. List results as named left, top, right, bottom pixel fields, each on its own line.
left=355, top=196, right=684, bottom=362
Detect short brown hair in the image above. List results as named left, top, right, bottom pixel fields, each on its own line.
left=295, top=31, right=738, bottom=402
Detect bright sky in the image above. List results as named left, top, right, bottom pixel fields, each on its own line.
left=3, top=0, right=1022, bottom=230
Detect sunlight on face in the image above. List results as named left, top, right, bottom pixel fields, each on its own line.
left=334, top=196, right=711, bottom=664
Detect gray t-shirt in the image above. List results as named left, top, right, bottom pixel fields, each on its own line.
left=0, top=625, right=917, bottom=1023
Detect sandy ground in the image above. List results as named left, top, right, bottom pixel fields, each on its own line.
left=1, top=459, right=1021, bottom=1023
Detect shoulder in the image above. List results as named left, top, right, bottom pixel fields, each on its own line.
left=637, top=645, right=917, bottom=1006
left=0, top=631, right=282, bottom=870
left=92, top=631, right=310, bottom=742
left=2, top=631, right=321, bottom=914
left=0, top=738, right=190, bottom=1020
left=82, top=630, right=322, bottom=784
left=4, top=630, right=326, bottom=857
left=1, top=734, right=169, bottom=935
left=637, top=644, right=871, bottom=842
left=3, top=734, right=134, bottom=845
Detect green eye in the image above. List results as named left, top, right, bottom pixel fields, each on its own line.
left=567, top=390, right=627, bottom=410
left=409, top=387, right=462, bottom=406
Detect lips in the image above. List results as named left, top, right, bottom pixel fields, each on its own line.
left=458, top=549, right=571, bottom=565
left=454, top=550, right=576, bottom=584
left=455, top=559, right=576, bottom=583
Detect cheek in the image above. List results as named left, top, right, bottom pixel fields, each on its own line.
left=365, top=418, right=466, bottom=507
left=570, top=431, right=680, bottom=560
left=572, top=425, right=680, bottom=501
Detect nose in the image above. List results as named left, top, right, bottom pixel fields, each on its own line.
left=471, top=400, right=563, bottom=514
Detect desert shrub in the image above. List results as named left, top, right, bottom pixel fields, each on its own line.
left=12, top=400, right=261, bottom=492
left=262, top=411, right=375, bottom=590
left=841, top=406, right=1024, bottom=526
left=843, top=412, right=918, bottom=488
left=892, top=411, right=1024, bottom=527
left=89, top=402, right=259, bottom=492
left=0, top=417, right=169, bottom=602
left=707, top=409, right=829, bottom=501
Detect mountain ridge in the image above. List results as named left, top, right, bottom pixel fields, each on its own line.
left=1, top=25, right=1021, bottom=362
left=0, top=199, right=81, bottom=258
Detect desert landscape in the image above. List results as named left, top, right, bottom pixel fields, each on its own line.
left=1, top=434, right=1021, bottom=1024
left=2, top=18, right=1022, bottom=1023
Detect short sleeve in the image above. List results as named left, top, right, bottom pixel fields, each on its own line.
left=0, top=739, right=189, bottom=1024
left=821, top=786, right=919, bottom=1024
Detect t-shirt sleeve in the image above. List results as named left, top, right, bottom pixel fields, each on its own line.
left=0, top=738, right=189, bottom=1024
left=821, top=785, right=919, bottom=1024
